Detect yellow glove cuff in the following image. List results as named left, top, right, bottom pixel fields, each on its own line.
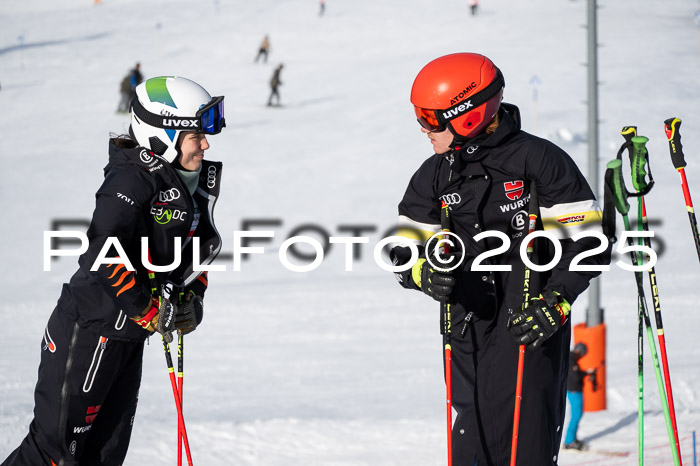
left=412, top=258, right=426, bottom=288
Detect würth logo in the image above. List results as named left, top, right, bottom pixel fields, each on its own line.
left=504, top=181, right=524, bottom=200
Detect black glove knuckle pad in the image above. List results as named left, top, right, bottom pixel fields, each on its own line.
left=421, top=259, right=456, bottom=303
left=174, top=295, right=204, bottom=335
left=507, top=298, right=562, bottom=350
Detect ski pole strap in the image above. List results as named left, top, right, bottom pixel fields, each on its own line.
left=630, top=136, right=654, bottom=194
left=664, top=117, right=686, bottom=169
left=602, top=164, right=618, bottom=241
left=620, top=125, right=637, bottom=143
left=606, top=159, right=631, bottom=216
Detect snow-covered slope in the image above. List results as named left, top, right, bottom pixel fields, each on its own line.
left=1, top=0, right=699, bottom=464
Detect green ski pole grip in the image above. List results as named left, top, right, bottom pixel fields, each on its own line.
left=630, top=136, right=650, bottom=192
left=664, top=117, right=686, bottom=169
left=607, top=159, right=630, bottom=216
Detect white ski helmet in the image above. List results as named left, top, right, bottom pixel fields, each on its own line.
left=130, top=76, right=225, bottom=163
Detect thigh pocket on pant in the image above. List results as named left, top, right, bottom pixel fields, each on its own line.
left=83, top=336, right=109, bottom=393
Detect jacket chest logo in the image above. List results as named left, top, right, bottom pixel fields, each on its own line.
left=159, top=188, right=181, bottom=203
left=439, top=193, right=462, bottom=206
left=504, top=180, right=524, bottom=200
left=151, top=205, right=188, bottom=225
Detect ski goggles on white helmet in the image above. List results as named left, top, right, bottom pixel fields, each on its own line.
left=132, top=96, right=226, bottom=135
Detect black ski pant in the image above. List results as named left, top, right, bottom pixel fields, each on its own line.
left=255, top=48, right=268, bottom=63
left=267, top=86, right=280, bottom=106
left=449, top=317, right=570, bottom=465
left=2, top=306, right=144, bottom=466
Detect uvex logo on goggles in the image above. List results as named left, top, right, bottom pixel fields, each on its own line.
left=441, top=100, right=474, bottom=121
left=162, top=118, right=199, bottom=129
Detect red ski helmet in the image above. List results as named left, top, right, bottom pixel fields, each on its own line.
left=411, top=53, right=505, bottom=139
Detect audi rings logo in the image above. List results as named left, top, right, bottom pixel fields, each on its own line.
left=159, top=188, right=181, bottom=203
left=425, top=231, right=466, bottom=272
left=440, top=193, right=462, bottom=206
left=207, top=165, right=217, bottom=188
left=139, top=150, right=153, bottom=164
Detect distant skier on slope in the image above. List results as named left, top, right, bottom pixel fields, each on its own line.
left=2, top=76, right=226, bottom=466
left=267, top=63, right=284, bottom=107
left=117, top=62, right=144, bottom=113
left=389, top=52, right=610, bottom=465
left=564, top=342, right=597, bottom=451
left=254, top=34, right=271, bottom=63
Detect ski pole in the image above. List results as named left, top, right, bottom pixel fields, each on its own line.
left=439, top=200, right=453, bottom=466
left=146, top=265, right=194, bottom=466
left=509, top=184, right=539, bottom=466
left=163, top=336, right=194, bottom=466
left=664, top=117, right=700, bottom=264
left=617, top=129, right=647, bottom=464
left=608, top=157, right=679, bottom=466
left=627, top=135, right=682, bottom=465
left=178, top=332, right=184, bottom=466
left=607, top=158, right=645, bottom=463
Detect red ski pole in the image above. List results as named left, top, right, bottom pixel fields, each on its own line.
left=147, top=271, right=193, bottom=466
left=641, top=198, right=683, bottom=464
left=510, top=184, right=539, bottom=466
left=164, top=336, right=194, bottom=466
left=178, top=333, right=184, bottom=466
left=665, top=117, right=700, bottom=263
left=439, top=200, right=453, bottom=466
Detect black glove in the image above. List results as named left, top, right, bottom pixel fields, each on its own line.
left=131, top=296, right=177, bottom=343
left=174, top=293, right=204, bottom=335
left=411, top=258, right=456, bottom=303
left=589, top=370, right=598, bottom=392
left=507, top=291, right=570, bottom=350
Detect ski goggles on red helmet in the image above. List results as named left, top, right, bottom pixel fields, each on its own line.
left=132, top=96, right=226, bottom=135
left=413, top=68, right=505, bottom=132
left=414, top=106, right=446, bottom=132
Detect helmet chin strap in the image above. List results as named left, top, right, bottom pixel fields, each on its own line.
left=448, top=124, right=471, bottom=150
left=447, top=111, right=501, bottom=150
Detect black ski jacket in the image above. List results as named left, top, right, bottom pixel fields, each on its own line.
left=56, top=139, right=223, bottom=341
left=391, top=104, right=610, bottom=349
left=567, top=353, right=587, bottom=392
